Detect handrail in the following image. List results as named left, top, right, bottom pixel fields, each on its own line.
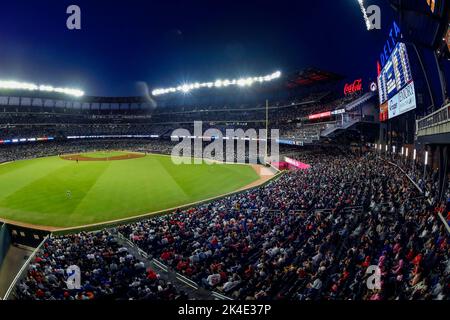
left=344, top=92, right=376, bottom=111
left=416, top=103, right=450, bottom=132
left=384, top=158, right=450, bottom=234
left=2, top=234, right=50, bottom=300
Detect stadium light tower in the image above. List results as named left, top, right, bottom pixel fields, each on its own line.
left=357, top=0, right=371, bottom=31
left=152, top=71, right=281, bottom=96
left=0, top=80, right=84, bottom=97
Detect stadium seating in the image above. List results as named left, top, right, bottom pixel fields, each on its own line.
left=11, top=149, right=449, bottom=300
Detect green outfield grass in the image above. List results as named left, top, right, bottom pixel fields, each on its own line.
left=0, top=153, right=260, bottom=228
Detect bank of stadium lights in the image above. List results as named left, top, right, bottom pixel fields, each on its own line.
left=0, top=80, right=84, bottom=97
left=151, top=71, right=282, bottom=96
left=357, top=0, right=371, bottom=31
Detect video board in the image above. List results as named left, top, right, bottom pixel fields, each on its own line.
left=378, top=42, right=416, bottom=121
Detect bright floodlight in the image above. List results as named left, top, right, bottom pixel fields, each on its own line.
left=0, top=80, right=84, bottom=97
left=357, top=0, right=371, bottom=31
left=152, top=70, right=282, bottom=96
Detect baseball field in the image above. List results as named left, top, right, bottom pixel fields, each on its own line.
left=0, top=152, right=263, bottom=230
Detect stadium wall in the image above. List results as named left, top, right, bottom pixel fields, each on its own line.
left=0, top=224, right=10, bottom=268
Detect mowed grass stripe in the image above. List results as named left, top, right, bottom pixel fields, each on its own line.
left=0, top=157, right=70, bottom=200
left=0, top=154, right=260, bottom=228
left=68, top=156, right=191, bottom=223
left=0, top=161, right=110, bottom=225
left=158, top=156, right=259, bottom=199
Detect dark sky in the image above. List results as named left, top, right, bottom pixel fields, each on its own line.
left=0, top=0, right=395, bottom=96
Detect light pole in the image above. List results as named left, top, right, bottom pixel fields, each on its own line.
left=401, top=147, right=404, bottom=165
left=265, top=99, right=269, bottom=164
left=423, top=151, right=428, bottom=182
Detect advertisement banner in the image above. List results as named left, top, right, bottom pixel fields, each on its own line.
left=308, top=111, right=331, bottom=120
left=388, top=94, right=399, bottom=119
left=397, top=81, right=416, bottom=115
left=386, top=81, right=416, bottom=120
left=380, top=101, right=388, bottom=122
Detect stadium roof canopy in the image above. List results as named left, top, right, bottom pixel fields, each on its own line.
left=285, top=68, right=344, bottom=89
left=389, top=0, right=449, bottom=48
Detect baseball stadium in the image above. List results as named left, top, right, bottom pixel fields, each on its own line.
left=0, top=0, right=449, bottom=311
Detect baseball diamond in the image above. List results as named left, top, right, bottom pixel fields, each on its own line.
left=0, top=152, right=267, bottom=230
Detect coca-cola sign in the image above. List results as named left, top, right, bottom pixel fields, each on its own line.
left=344, top=79, right=363, bottom=95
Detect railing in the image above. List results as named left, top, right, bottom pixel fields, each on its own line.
left=320, top=116, right=361, bottom=137
left=345, top=92, right=376, bottom=111
left=416, top=103, right=450, bottom=133
left=382, top=157, right=450, bottom=235
left=2, top=235, right=49, bottom=300
left=116, top=231, right=233, bottom=300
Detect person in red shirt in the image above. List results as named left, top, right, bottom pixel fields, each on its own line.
left=147, top=268, right=158, bottom=280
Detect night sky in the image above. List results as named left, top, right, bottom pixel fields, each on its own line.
left=0, top=0, right=395, bottom=96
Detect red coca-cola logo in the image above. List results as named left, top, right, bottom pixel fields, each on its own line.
left=344, top=79, right=362, bottom=95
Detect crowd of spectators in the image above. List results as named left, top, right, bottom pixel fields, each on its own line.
left=0, top=92, right=361, bottom=144
left=0, top=139, right=176, bottom=164
left=15, top=231, right=183, bottom=300
left=117, top=152, right=449, bottom=300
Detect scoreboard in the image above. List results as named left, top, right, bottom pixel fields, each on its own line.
left=378, top=42, right=416, bottom=121
left=378, top=42, right=413, bottom=105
